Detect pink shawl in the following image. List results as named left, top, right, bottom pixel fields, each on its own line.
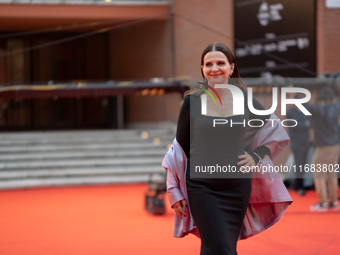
left=162, top=113, right=292, bottom=239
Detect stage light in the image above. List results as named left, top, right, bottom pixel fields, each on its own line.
left=153, top=137, right=161, bottom=145
left=141, top=131, right=148, bottom=139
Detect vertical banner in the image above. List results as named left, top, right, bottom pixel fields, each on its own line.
left=234, top=0, right=316, bottom=78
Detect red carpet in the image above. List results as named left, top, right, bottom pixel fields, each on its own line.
left=0, top=184, right=339, bottom=255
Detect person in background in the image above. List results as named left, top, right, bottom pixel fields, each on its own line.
left=305, top=87, right=340, bottom=211
left=287, top=93, right=312, bottom=196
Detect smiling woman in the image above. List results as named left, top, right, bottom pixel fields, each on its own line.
left=163, top=43, right=292, bottom=255
left=200, top=43, right=246, bottom=90
left=202, top=51, right=234, bottom=81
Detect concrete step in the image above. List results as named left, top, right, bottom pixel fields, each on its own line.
left=0, top=141, right=172, bottom=153
left=0, top=129, right=173, bottom=141
left=0, top=135, right=174, bottom=146
left=0, top=174, right=160, bottom=190
left=0, top=165, right=164, bottom=179
left=0, top=156, right=163, bottom=170
left=0, top=128, right=174, bottom=190
left=0, top=149, right=167, bottom=161
left=0, top=128, right=172, bottom=136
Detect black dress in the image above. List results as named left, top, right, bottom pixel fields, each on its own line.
left=176, top=92, right=270, bottom=255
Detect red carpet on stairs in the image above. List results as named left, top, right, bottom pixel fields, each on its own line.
left=0, top=184, right=339, bottom=255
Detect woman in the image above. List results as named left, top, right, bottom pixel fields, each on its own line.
left=162, top=43, right=292, bottom=255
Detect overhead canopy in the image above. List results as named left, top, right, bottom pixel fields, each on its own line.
left=0, top=80, right=186, bottom=99
left=0, top=2, right=169, bottom=31
left=1, top=75, right=338, bottom=100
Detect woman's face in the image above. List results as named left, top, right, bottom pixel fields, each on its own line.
left=202, top=51, right=234, bottom=85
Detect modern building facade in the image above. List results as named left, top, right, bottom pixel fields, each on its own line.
left=0, top=0, right=339, bottom=130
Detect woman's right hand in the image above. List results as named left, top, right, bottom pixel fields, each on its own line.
left=172, top=199, right=188, bottom=219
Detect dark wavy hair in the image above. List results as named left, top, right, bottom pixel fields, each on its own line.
left=185, top=43, right=247, bottom=96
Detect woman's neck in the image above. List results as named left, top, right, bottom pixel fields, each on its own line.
left=208, top=82, right=231, bottom=97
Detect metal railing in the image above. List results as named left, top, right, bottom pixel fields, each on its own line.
left=0, top=0, right=170, bottom=5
